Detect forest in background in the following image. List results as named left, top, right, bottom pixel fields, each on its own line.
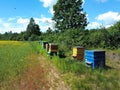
left=0, top=0, right=120, bottom=51
left=42, top=21, right=120, bottom=51
left=0, top=20, right=120, bottom=51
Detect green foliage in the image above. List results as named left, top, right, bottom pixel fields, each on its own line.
left=26, top=18, right=41, bottom=40
left=52, top=56, right=86, bottom=74
left=0, top=18, right=41, bottom=41
left=26, top=18, right=41, bottom=36
left=38, top=41, right=120, bottom=90
left=28, top=34, right=39, bottom=41
left=42, top=20, right=120, bottom=51
left=46, top=27, right=53, bottom=34
left=52, top=0, right=87, bottom=31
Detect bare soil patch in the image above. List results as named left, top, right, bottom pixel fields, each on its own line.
left=12, top=54, right=70, bottom=90
left=38, top=54, right=71, bottom=90
left=106, top=51, right=120, bottom=61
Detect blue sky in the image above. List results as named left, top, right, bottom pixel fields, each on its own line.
left=0, top=0, right=120, bottom=33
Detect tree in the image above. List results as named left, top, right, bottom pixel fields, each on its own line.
left=26, top=18, right=41, bottom=40
left=46, top=27, right=53, bottom=34
left=52, top=0, right=87, bottom=31
left=28, top=34, right=39, bottom=41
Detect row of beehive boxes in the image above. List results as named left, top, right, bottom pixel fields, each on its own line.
left=40, top=41, right=58, bottom=55
left=40, top=41, right=106, bottom=69
left=72, top=46, right=106, bottom=69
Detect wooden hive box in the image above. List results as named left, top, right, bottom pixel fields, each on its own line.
left=46, top=43, right=49, bottom=51
left=48, top=43, right=58, bottom=53
left=72, top=46, right=84, bottom=61
left=47, top=43, right=58, bottom=56
left=41, top=41, right=48, bottom=49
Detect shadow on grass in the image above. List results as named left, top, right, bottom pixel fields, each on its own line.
left=105, top=65, right=114, bottom=70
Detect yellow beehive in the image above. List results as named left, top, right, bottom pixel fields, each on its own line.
left=72, top=46, right=84, bottom=61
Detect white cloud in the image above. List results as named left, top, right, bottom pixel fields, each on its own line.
left=0, top=18, right=26, bottom=33
left=40, top=0, right=57, bottom=15
left=49, top=8, right=54, bottom=15
left=96, top=0, right=107, bottom=3
left=0, top=15, right=55, bottom=34
left=0, top=20, right=2, bottom=24
left=40, top=0, right=56, bottom=8
left=34, top=15, right=55, bottom=32
left=41, top=15, right=54, bottom=24
left=3, top=23, right=11, bottom=28
left=8, top=18, right=16, bottom=21
left=87, top=11, right=120, bottom=29
left=0, top=17, right=29, bottom=34
left=40, top=0, right=85, bottom=15
left=82, top=0, right=85, bottom=5
left=17, top=17, right=29, bottom=24
left=87, top=22, right=101, bottom=29
left=96, top=11, right=120, bottom=25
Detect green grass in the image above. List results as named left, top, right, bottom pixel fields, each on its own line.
left=52, top=57, right=120, bottom=90
left=1, top=41, right=119, bottom=90
left=38, top=43, right=120, bottom=90
left=0, top=41, right=36, bottom=89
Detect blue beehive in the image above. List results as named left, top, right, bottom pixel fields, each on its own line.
left=85, top=50, right=105, bottom=69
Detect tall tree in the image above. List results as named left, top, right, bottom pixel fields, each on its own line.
left=46, top=27, right=53, bottom=34
left=26, top=18, right=41, bottom=37
left=52, top=0, right=87, bottom=31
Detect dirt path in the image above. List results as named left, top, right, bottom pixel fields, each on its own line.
left=38, top=54, right=71, bottom=90
left=13, top=54, right=70, bottom=90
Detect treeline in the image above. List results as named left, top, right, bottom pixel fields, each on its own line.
left=41, top=0, right=120, bottom=51
left=42, top=21, right=120, bottom=52
left=0, top=21, right=120, bottom=51
left=0, top=0, right=120, bottom=51
left=0, top=31, right=41, bottom=41
left=0, top=18, right=41, bottom=41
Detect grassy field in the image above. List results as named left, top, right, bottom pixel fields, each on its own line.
left=39, top=44, right=120, bottom=90
left=0, top=41, right=120, bottom=90
left=0, top=41, right=49, bottom=90
left=0, top=41, right=32, bottom=89
left=47, top=57, right=120, bottom=90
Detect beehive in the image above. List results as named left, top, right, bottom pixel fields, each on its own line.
left=85, top=50, right=105, bottom=69
left=41, top=41, right=48, bottom=49
left=46, top=43, right=49, bottom=51
left=48, top=43, right=58, bottom=56
left=72, top=46, right=84, bottom=61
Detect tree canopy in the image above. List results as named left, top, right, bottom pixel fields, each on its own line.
left=26, top=18, right=41, bottom=37
left=52, top=0, right=88, bottom=31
